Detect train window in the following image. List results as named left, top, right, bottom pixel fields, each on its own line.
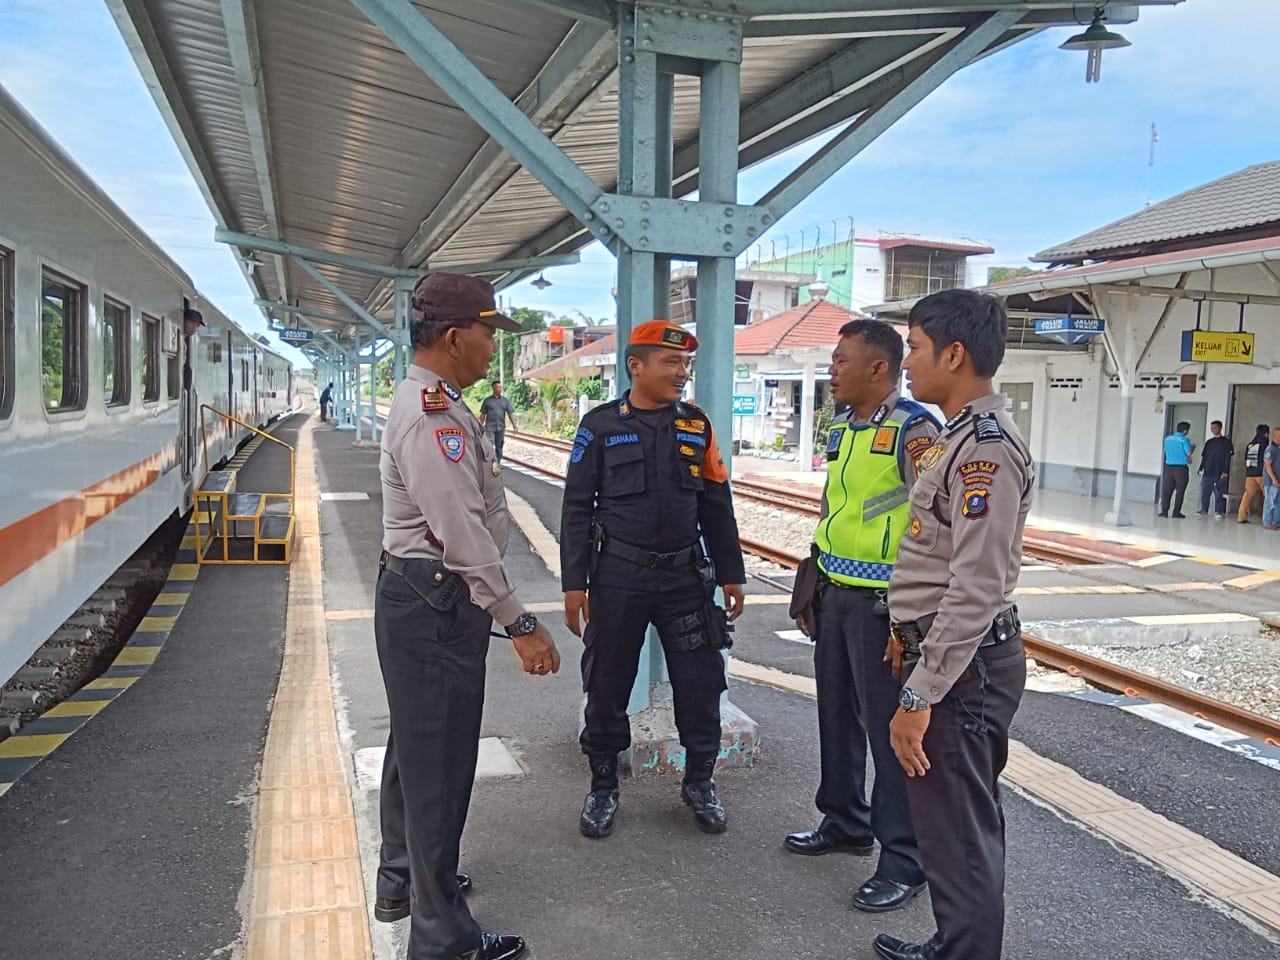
left=40, top=270, right=87, bottom=412
left=103, top=299, right=130, bottom=407
left=0, top=246, right=12, bottom=419
left=167, top=350, right=180, bottom=400
left=141, top=314, right=161, bottom=402
left=242, top=358, right=249, bottom=390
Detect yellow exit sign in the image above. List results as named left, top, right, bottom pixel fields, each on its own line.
left=1180, top=330, right=1255, bottom=364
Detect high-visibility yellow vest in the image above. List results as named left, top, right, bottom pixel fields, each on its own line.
left=814, top=400, right=934, bottom=588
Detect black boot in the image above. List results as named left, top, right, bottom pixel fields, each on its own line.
left=681, top=752, right=727, bottom=834
left=580, top=754, right=620, bottom=839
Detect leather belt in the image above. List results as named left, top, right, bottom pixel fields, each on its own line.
left=891, top=605, right=1021, bottom=655
left=599, top=536, right=700, bottom=569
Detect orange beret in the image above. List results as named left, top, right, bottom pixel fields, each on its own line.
left=629, top=319, right=698, bottom=351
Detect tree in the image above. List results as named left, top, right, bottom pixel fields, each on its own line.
left=986, top=266, right=1039, bottom=284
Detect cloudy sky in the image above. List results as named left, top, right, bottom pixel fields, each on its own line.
left=3, top=1, right=1277, bottom=361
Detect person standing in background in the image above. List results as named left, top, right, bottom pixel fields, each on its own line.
left=1196, top=420, right=1233, bottom=518
left=479, top=381, right=518, bottom=463
left=1263, top=426, right=1280, bottom=530
left=1238, top=424, right=1269, bottom=524
left=319, top=381, right=333, bottom=423
left=1159, top=421, right=1193, bottom=519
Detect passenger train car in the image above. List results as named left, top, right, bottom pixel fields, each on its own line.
left=0, top=85, right=292, bottom=687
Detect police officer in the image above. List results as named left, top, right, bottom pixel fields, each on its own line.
left=875, top=289, right=1035, bottom=960
left=376, top=272, right=561, bottom=960
left=785, top=319, right=938, bottom=913
left=561, top=320, right=745, bottom=838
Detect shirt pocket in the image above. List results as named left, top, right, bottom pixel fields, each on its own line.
left=905, top=485, right=941, bottom=552
left=602, top=439, right=646, bottom=496
left=676, top=445, right=705, bottom=492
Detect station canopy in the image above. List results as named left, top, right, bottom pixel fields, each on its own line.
left=107, top=1, right=1178, bottom=350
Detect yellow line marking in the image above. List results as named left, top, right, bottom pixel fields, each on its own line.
left=1150, top=582, right=1224, bottom=593
left=168, top=564, right=201, bottom=581
left=85, top=676, right=137, bottom=689
left=0, top=783, right=10, bottom=798
left=153, top=592, right=192, bottom=605
left=1225, top=571, right=1280, bottom=591
left=0, top=733, right=71, bottom=758
left=41, top=700, right=111, bottom=718
left=181, top=535, right=199, bottom=549
left=730, top=654, right=1280, bottom=934
left=1132, top=554, right=1181, bottom=568
left=245, top=414, right=372, bottom=960
left=137, top=616, right=178, bottom=632
left=1188, top=555, right=1228, bottom=566
left=1126, top=612, right=1257, bottom=626
left=324, top=609, right=374, bottom=621
left=114, top=646, right=161, bottom=666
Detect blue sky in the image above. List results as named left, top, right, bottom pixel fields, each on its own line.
left=3, top=1, right=1278, bottom=360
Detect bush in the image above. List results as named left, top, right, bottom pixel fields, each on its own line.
left=508, top=379, right=536, bottom=411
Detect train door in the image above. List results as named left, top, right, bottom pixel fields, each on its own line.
left=180, top=299, right=197, bottom=480
left=999, top=381, right=1034, bottom=445
left=227, top=330, right=236, bottom=423
left=253, top=348, right=261, bottom=424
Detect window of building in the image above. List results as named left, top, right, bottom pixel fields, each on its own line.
left=141, top=314, right=161, bottom=402
left=40, top=270, right=87, bottom=412
left=103, top=298, right=130, bottom=407
left=0, top=246, right=13, bottom=419
left=884, top=248, right=966, bottom=301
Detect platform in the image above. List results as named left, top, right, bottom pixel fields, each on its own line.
left=1, top=411, right=1278, bottom=960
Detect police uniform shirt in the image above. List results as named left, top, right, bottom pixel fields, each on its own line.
left=379, top=363, right=526, bottom=627
left=819, top=389, right=938, bottom=522
left=888, top=393, right=1035, bottom=703
left=560, top=394, right=745, bottom=592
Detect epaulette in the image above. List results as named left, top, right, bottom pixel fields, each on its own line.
left=973, top=411, right=1005, bottom=443
left=421, top=385, right=449, bottom=413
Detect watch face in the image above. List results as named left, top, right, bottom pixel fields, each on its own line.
left=899, top=688, right=913, bottom=709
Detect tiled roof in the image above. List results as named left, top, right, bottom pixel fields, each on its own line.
left=1034, top=161, right=1280, bottom=264
left=875, top=233, right=994, bottom=255
left=734, top=299, right=863, bottom=355
left=522, top=333, right=616, bottom=380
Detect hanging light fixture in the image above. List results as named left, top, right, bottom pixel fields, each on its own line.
left=1060, top=5, right=1131, bottom=83
left=531, top=272, right=553, bottom=291
left=243, top=250, right=260, bottom=276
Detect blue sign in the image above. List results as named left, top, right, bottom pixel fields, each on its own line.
left=279, top=328, right=314, bottom=342
left=732, top=394, right=758, bottom=416
left=1034, top=316, right=1104, bottom=345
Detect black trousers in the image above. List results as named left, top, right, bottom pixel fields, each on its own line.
left=375, top=568, right=491, bottom=960
left=813, top=585, right=924, bottom=886
left=579, top=572, right=725, bottom=762
left=487, top=428, right=505, bottom=463
left=905, top=637, right=1026, bottom=960
left=1160, top=464, right=1189, bottom=514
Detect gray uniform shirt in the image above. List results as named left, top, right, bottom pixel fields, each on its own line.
left=379, top=363, right=526, bottom=626
left=889, top=393, right=1035, bottom=703
left=480, top=395, right=514, bottom=433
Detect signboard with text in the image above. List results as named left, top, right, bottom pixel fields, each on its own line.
left=280, top=328, right=315, bottom=343
left=1180, top=330, right=1254, bottom=364
left=732, top=395, right=758, bottom=416
left=1033, top=316, right=1104, bottom=345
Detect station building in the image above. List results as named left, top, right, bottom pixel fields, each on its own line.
left=873, top=162, right=1280, bottom=522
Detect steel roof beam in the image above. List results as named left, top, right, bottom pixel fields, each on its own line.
left=216, top=229, right=418, bottom=279
left=220, top=0, right=290, bottom=306
left=743, top=6, right=1138, bottom=36
left=758, top=10, right=1019, bottom=222
left=351, top=0, right=612, bottom=247
left=741, top=1, right=1155, bottom=17
left=524, top=0, right=619, bottom=23
left=294, top=259, right=393, bottom=339
left=255, top=300, right=367, bottom=328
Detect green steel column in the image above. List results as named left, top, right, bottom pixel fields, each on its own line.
left=353, top=335, right=364, bottom=442
left=694, top=57, right=742, bottom=472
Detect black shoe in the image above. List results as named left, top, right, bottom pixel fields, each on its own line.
left=373, top=874, right=472, bottom=922
left=681, top=780, right=728, bottom=833
left=784, top=828, right=875, bottom=856
left=456, top=932, right=526, bottom=960
left=872, top=933, right=937, bottom=960
left=1157, top=512, right=1169, bottom=518
left=853, top=874, right=927, bottom=913
left=580, top=788, right=620, bottom=838
left=1172, top=512, right=1187, bottom=518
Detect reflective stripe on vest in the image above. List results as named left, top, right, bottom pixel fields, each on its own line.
left=814, top=404, right=918, bottom=588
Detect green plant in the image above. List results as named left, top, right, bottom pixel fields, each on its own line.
left=813, top=393, right=837, bottom=456
left=772, top=434, right=786, bottom=452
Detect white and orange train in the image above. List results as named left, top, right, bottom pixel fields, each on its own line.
left=0, top=85, right=292, bottom=686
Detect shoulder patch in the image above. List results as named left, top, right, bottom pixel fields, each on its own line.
left=870, top=425, right=898, bottom=454
left=570, top=426, right=594, bottom=464
left=974, top=412, right=1005, bottom=442
left=676, top=431, right=707, bottom=448
left=674, top=417, right=706, bottom=434
left=826, top=426, right=845, bottom=459
left=958, top=460, right=1000, bottom=486
left=917, top=441, right=947, bottom=472
left=905, top=435, right=933, bottom=458
left=422, top=386, right=449, bottom=412
left=962, top=487, right=990, bottom=520
left=435, top=426, right=466, bottom=462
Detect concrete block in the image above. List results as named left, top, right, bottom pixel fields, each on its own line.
left=32, top=645, right=77, bottom=664
left=1026, top=616, right=1260, bottom=649
left=48, top=627, right=91, bottom=646
left=0, top=689, right=43, bottom=711
left=13, top=665, right=59, bottom=685
left=66, top=612, right=105, bottom=630
left=623, top=699, right=759, bottom=777
left=91, top=587, right=128, bottom=602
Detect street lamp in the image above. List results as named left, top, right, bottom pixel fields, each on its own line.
left=1060, top=5, right=1131, bottom=83
left=531, top=272, right=553, bottom=290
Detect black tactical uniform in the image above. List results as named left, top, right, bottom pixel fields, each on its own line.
left=561, top=393, right=745, bottom=833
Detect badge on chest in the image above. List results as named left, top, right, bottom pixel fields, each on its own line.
left=870, top=425, right=897, bottom=455
left=436, top=427, right=466, bottom=462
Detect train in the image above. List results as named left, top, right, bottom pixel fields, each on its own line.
left=0, top=84, right=293, bottom=688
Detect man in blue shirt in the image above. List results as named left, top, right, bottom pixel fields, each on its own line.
left=1263, top=427, right=1280, bottom=530
left=1159, top=421, right=1194, bottom=518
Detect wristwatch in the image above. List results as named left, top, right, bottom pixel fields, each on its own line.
left=506, top=613, right=539, bottom=638
left=899, top=687, right=932, bottom=713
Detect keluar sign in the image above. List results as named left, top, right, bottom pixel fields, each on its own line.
left=1180, top=330, right=1255, bottom=364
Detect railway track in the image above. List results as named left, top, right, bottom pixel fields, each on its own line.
left=504, top=433, right=1280, bottom=750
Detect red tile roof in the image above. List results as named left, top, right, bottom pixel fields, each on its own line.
left=522, top=333, right=617, bottom=380
left=734, top=299, right=864, bottom=355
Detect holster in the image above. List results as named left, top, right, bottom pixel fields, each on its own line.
left=789, top=545, right=821, bottom=623
left=656, top=601, right=734, bottom=652
left=380, top=551, right=468, bottom=612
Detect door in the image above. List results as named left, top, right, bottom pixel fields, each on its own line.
left=1166, top=402, right=1209, bottom=466
left=999, top=381, right=1034, bottom=444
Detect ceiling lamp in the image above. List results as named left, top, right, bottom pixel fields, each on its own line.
left=531, top=272, right=553, bottom=291
left=1060, top=5, right=1131, bottom=83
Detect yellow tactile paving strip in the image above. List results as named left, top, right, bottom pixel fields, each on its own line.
left=728, top=657, right=1280, bottom=935
left=245, top=418, right=373, bottom=960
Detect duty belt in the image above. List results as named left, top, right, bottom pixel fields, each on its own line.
left=890, top=605, right=1021, bottom=655
left=599, top=535, right=700, bottom=569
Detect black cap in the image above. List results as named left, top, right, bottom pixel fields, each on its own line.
left=183, top=308, right=205, bottom=326
left=412, top=273, right=520, bottom=332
